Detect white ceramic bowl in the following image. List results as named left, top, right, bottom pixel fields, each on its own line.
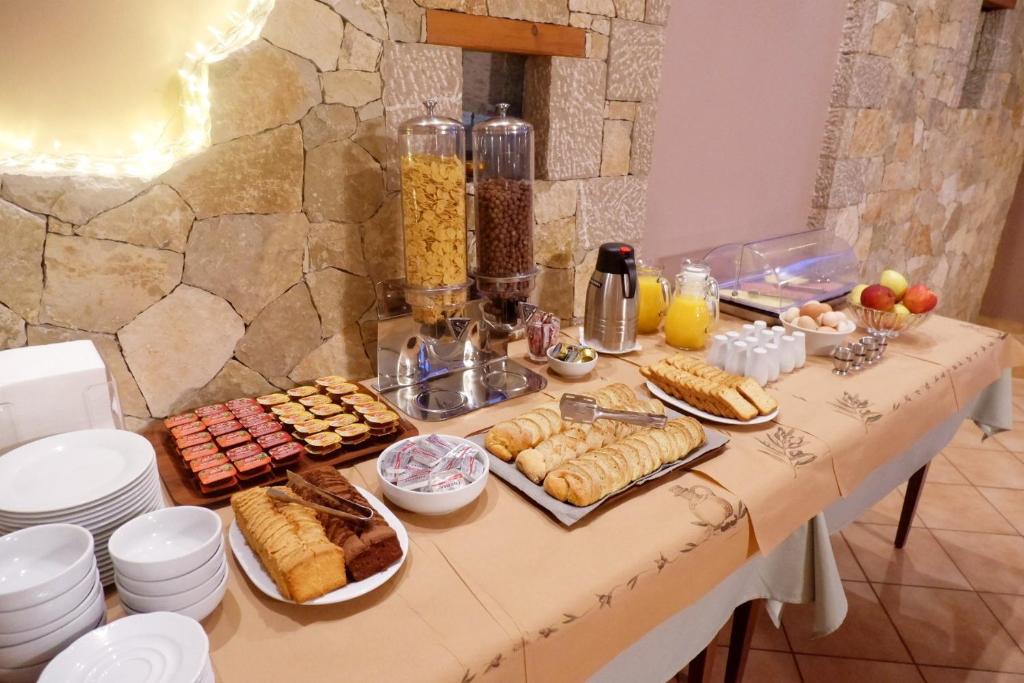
left=122, top=570, right=229, bottom=623
left=546, top=345, right=598, bottom=378
left=0, top=560, right=98, bottom=634
left=782, top=317, right=856, bottom=356
left=108, top=506, right=222, bottom=582
left=117, top=558, right=227, bottom=613
left=376, top=436, right=489, bottom=516
left=114, top=539, right=224, bottom=598
left=0, top=575, right=101, bottom=648
left=0, top=524, right=95, bottom=612
left=0, top=582, right=104, bottom=668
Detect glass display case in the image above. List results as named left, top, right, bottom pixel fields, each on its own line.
left=703, top=230, right=858, bottom=321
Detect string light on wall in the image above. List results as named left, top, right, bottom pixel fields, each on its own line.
left=0, top=0, right=275, bottom=180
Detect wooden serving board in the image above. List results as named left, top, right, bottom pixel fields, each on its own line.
left=144, top=389, right=418, bottom=508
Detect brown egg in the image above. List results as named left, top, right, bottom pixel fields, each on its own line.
left=818, top=325, right=838, bottom=333
left=795, top=315, right=818, bottom=330
left=799, top=301, right=832, bottom=319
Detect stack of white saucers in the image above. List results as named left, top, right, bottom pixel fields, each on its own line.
left=0, top=525, right=106, bottom=683
left=110, top=506, right=228, bottom=622
left=0, top=429, right=163, bottom=586
left=40, top=611, right=214, bottom=683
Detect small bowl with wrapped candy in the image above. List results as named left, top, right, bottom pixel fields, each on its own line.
left=780, top=300, right=856, bottom=356
left=376, top=435, right=489, bottom=515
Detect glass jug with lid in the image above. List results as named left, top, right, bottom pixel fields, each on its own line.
left=636, top=259, right=669, bottom=334
left=664, top=261, right=719, bottom=350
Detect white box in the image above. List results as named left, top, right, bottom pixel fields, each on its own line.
left=0, top=340, right=123, bottom=453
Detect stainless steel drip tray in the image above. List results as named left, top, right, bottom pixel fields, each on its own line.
left=374, top=358, right=547, bottom=422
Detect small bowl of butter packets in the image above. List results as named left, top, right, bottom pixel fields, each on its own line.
left=376, top=435, right=489, bottom=515
left=546, top=343, right=598, bottom=378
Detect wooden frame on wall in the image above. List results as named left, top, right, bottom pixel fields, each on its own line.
left=424, top=9, right=586, bottom=58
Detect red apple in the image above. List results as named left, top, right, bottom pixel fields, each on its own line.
left=903, top=284, right=938, bottom=313
left=859, top=284, right=897, bottom=312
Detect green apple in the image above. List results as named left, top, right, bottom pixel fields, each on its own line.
left=879, top=269, right=908, bottom=300
left=893, top=303, right=910, bottom=321
left=848, top=283, right=868, bottom=306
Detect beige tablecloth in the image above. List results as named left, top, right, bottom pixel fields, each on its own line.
left=114, top=315, right=1020, bottom=682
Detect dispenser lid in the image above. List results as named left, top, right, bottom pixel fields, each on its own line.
left=398, top=99, right=463, bottom=135
left=473, top=103, right=532, bottom=136
left=595, top=242, right=635, bottom=275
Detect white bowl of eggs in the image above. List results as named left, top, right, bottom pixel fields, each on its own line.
left=780, top=301, right=856, bottom=356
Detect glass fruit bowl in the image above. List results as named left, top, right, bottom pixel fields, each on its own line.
left=847, top=302, right=931, bottom=338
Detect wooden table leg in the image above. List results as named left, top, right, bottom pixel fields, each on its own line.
left=895, top=464, right=929, bottom=549
left=686, top=643, right=717, bottom=683
left=724, top=600, right=761, bottom=683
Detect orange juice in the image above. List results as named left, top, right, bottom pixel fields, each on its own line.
left=665, top=294, right=711, bottom=350
left=637, top=274, right=668, bottom=333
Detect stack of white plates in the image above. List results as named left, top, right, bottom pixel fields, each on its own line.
left=40, top=611, right=214, bottom=683
left=110, top=507, right=228, bottom=622
left=0, top=525, right=107, bottom=683
left=0, top=430, right=164, bottom=586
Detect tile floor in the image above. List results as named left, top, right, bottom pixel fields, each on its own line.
left=698, top=377, right=1024, bottom=682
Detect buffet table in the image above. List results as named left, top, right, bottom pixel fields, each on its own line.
left=114, top=314, right=1020, bottom=683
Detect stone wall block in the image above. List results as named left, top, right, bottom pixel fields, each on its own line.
left=263, top=0, right=343, bottom=71
left=534, top=180, right=578, bottom=224
left=119, top=285, right=244, bottom=418
left=534, top=266, right=575, bottom=321
left=304, top=140, right=385, bottom=222
left=288, top=327, right=373, bottom=383
left=613, top=0, right=644, bottom=20
left=839, top=0, right=879, bottom=54
left=327, top=0, right=388, bottom=39
left=26, top=325, right=149, bottom=417
left=163, top=125, right=304, bottom=219
left=301, top=104, right=358, bottom=151
left=77, top=185, right=194, bottom=252
left=183, top=213, right=308, bottom=322
left=487, top=0, right=569, bottom=24
left=600, top=119, right=632, bottom=176
left=361, top=193, right=404, bottom=283
left=40, top=235, right=182, bottom=334
left=384, top=0, right=425, bottom=42
left=825, top=157, right=869, bottom=209
left=573, top=248, right=599, bottom=319
left=0, top=175, right=148, bottom=225
left=535, top=217, right=577, bottom=268
left=339, top=24, right=384, bottom=71
left=845, top=54, right=894, bottom=109
left=0, top=304, right=26, bottom=349
left=569, top=0, right=614, bottom=16
left=525, top=57, right=606, bottom=180
left=234, top=283, right=323, bottom=386
left=323, top=70, right=384, bottom=107
left=645, top=0, right=671, bottom=25
left=169, top=360, right=278, bottom=415
left=607, top=20, right=665, bottom=102
left=307, top=267, right=377, bottom=336
left=209, top=40, right=321, bottom=144
left=577, top=176, right=647, bottom=250
left=630, top=102, right=657, bottom=175
left=0, top=199, right=45, bottom=322
left=308, top=221, right=368, bottom=275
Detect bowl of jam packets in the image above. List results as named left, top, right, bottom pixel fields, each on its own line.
left=376, top=435, right=489, bottom=516
left=546, top=343, right=598, bottom=378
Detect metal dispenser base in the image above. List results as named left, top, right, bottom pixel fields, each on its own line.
left=372, top=280, right=546, bottom=422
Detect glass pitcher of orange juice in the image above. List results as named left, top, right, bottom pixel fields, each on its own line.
left=636, top=261, right=670, bottom=334
left=665, top=262, right=719, bottom=350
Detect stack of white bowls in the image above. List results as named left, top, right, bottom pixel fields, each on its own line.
left=40, top=611, right=214, bottom=682
left=110, top=506, right=228, bottom=622
left=0, top=525, right=106, bottom=683
left=0, top=429, right=163, bottom=586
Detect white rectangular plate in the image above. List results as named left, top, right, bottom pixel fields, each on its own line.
left=228, top=485, right=408, bottom=605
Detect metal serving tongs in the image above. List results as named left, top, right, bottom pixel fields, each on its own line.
left=559, top=394, right=668, bottom=429
left=264, top=471, right=375, bottom=523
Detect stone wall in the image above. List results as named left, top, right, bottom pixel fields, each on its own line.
left=0, top=0, right=670, bottom=421
left=810, top=0, right=1024, bottom=320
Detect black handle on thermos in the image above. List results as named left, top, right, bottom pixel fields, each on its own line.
left=621, top=247, right=636, bottom=299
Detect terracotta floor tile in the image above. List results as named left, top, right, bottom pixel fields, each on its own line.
left=707, top=647, right=801, bottom=683
left=714, top=609, right=790, bottom=652
left=979, top=488, right=1024, bottom=535
left=931, top=453, right=972, bottom=485
left=920, top=667, right=1024, bottom=682
left=875, top=584, right=1024, bottom=671
left=933, top=531, right=1024, bottom=595
left=917, top=483, right=1017, bottom=534
left=997, top=428, right=1024, bottom=454
left=783, top=580, right=911, bottom=662
left=952, top=421, right=1010, bottom=451
left=945, top=448, right=1024, bottom=489
left=843, top=523, right=971, bottom=589
left=795, top=654, right=924, bottom=682
left=832, top=531, right=867, bottom=581
left=980, top=593, right=1024, bottom=650
left=858, top=488, right=924, bottom=527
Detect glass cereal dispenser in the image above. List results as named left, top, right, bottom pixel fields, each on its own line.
left=398, top=99, right=469, bottom=324
left=472, top=103, right=536, bottom=328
